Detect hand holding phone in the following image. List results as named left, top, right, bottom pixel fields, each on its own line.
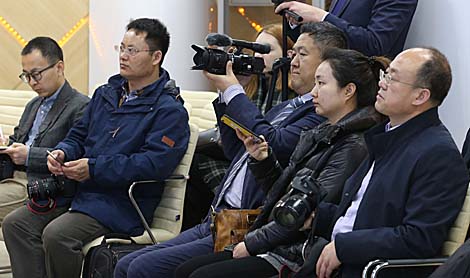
left=221, top=114, right=262, bottom=143
left=47, top=150, right=65, bottom=166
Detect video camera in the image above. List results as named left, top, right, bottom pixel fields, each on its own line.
left=272, top=169, right=326, bottom=231
left=191, top=33, right=269, bottom=75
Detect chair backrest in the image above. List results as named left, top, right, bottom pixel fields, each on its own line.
left=441, top=183, right=470, bottom=256
left=180, top=90, right=218, bottom=131
left=0, top=89, right=36, bottom=136
left=132, top=122, right=199, bottom=244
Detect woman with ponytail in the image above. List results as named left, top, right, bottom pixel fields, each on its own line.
left=175, top=48, right=390, bottom=278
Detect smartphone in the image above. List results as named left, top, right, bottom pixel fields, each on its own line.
left=220, top=114, right=262, bottom=143
left=46, top=150, right=65, bottom=166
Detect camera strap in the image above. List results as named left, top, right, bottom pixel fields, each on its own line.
left=26, top=197, right=57, bottom=215
left=301, top=139, right=345, bottom=238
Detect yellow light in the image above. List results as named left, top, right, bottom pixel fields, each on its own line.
left=58, top=15, right=89, bottom=47
left=210, top=7, right=214, bottom=12
left=0, top=16, right=27, bottom=46
left=235, top=8, right=263, bottom=32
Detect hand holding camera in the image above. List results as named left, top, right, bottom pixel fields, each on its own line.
left=274, top=1, right=325, bottom=24
left=203, top=61, right=240, bottom=92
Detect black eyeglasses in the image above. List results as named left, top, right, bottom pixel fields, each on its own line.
left=19, top=61, right=60, bottom=83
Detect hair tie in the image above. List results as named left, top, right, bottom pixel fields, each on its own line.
left=368, top=56, right=376, bottom=65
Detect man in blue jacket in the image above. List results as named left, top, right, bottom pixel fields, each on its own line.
left=114, top=22, right=346, bottom=278
left=2, top=18, right=189, bottom=278
left=275, top=0, right=418, bottom=57
left=313, top=47, right=469, bottom=278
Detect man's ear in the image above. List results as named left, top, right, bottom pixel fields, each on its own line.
left=152, top=50, right=163, bottom=66
left=412, top=88, right=431, bottom=106
left=56, top=61, right=65, bottom=75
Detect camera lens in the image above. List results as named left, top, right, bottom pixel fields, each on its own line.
left=273, top=194, right=311, bottom=230
left=273, top=207, right=298, bottom=228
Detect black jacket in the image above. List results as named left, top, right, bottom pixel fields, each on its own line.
left=315, top=107, right=469, bottom=278
left=244, top=106, right=382, bottom=258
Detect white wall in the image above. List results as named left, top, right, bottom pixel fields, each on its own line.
left=89, top=0, right=211, bottom=94
left=405, top=0, right=470, bottom=148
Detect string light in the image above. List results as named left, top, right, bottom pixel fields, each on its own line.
left=0, top=16, right=27, bottom=47
left=237, top=7, right=262, bottom=32
left=0, top=15, right=88, bottom=48
left=58, top=16, right=89, bottom=47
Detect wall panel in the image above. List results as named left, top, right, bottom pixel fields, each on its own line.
left=0, top=0, right=89, bottom=94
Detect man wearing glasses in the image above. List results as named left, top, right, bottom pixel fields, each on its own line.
left=3, top=18, right=190, bottom=278
left=312, top=48, right=469, bottom=278
left=0, top=37, right=89, bottom=230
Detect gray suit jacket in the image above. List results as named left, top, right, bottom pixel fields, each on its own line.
left=9, top=80, right=89, bottom=173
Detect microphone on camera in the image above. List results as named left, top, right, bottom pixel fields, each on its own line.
left=205, top=33, right=271, bottom=54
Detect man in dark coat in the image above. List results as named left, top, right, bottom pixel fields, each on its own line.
left=314, top=47, right=469, bottom=278
left=2, top=18, right=190, bottom=278
left=0, top=37, right=89, bottom=226
left=114, top=22, right=346, bottom=278
left=275, top=0, right=418, bottom=57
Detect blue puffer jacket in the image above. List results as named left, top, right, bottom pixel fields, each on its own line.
left=56, top=69, right=190, bottom=235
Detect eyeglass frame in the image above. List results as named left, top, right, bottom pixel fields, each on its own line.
left=114, top=45, right=157, bottom=56
left=18, top=61, right=60, bottom=84
left=379, top=69, right=427, bottom=89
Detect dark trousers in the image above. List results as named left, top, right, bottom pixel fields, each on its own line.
left=114, top=221, right=214, bottom=278
left=175, top=250, right=277, bottom=278
left=2, top=206, right=109, bottom=278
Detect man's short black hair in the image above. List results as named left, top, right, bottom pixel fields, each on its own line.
left=300, top=22, right=347, bottom=52
left=127, top=18, right=170, bottom=65
left=415, top=47, right=452, bottom=105
left=21, top=37, right=63, bottom=64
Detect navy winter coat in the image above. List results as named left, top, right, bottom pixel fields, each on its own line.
left=56, top=70, right=190, bottom=235
left=316, top=108, right=469, bottom=277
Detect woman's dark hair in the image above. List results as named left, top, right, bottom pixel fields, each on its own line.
left=321, top=48, right=390, bottom=108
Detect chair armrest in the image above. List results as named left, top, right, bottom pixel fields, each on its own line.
left=363, top=257, right=448, bottom=278
left=128, top=175, right=190, bottom=244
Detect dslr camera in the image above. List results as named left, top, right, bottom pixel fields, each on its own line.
left=272, top=169, right=326, bottom=230
left=27, top=175, right=65, bottom=201
left=26, top=175, right=76, bottom=214
left=191, top=33, right=268, bottom=75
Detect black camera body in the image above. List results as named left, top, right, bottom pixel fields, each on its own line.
left=27, top=175, right=65, bottom=201
left=272, top=169, right=326, bottom=230
left=191, top=45, right=265, bottom=76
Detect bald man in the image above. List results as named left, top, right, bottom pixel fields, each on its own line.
left=312, top=48, right=469, bottom=278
